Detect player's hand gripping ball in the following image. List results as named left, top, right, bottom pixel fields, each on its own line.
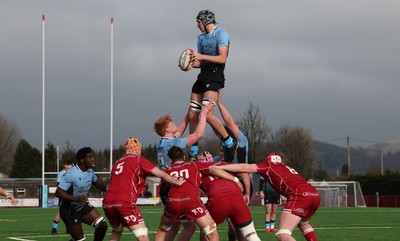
left=179, top=48, right=194, bottom=71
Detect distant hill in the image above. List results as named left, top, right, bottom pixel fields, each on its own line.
left=368, top=137, right=400, bottom=154
left=313, top=140, right=400, bottom=176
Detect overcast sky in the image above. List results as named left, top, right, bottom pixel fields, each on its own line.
left=1, top=0, right=399, bottom=152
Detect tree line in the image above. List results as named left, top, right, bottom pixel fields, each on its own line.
left=2, top=103, right=399, bottom=196
left=1, top=103, right=319, bottom=180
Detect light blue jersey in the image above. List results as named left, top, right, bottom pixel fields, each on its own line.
left=197, top=26, right=229, bottom=69
left=56, top=170, right=66, bottom=183
left=58, top=165, right=97, bottom=197
left=156, top=137, right=187, bottom=168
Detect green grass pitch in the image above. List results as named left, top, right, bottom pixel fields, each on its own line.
left=0, top=206, right=399, bottom=241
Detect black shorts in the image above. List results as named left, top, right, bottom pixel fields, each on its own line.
left=264, top=191, right=281, bottom=205
left=249, top=181, right=254, bottom=200
left=60, top=203, right=95, bottom=226
left=191, top=70, right=225, bottom=94
left=159, top=181, right=171, bottom=206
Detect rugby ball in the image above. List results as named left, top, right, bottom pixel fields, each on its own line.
left=179, top=48, right=194, bottom=71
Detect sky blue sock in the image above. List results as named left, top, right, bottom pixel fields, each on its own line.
left=52, top=221, right=59, bottom=229
left=223, top=136, right=233, bottom=148
left=189, top=145, right=198, bottom=156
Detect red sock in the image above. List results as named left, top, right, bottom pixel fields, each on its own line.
left=303, top=228, right=318, bottom=241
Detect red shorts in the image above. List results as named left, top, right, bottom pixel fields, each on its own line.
left=103, top=201, right=144, bottom=227
left=284, top=184, right=320, bottom=218
left=207, top=193, right=252, bottom=226
left=164, top=195, right=208, bottom=221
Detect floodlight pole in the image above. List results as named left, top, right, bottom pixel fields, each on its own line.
left=109, top=17, right=114, bottom=171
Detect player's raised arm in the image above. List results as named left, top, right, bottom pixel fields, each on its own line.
left=176, top=107, right=191, bottom=138
left=186, top=102, right=214, bottom=146
left=151, top=167, right=185, bottom=186
left=216, top=96, right=240, bottom=138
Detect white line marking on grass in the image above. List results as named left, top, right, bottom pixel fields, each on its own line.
left=0, top=219, right=17, bottom=222
left=7, top=234, right=71, bottom=240
left=7, top=238, right=36, bottom=241
left=314, top=226, right=395, bottom=230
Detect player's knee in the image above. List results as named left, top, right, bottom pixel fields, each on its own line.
left=74, top=237, right=86, bottom=241
left=190, top=100, right=202, bottom=112
left=299, top=219, right=309, bottom=225
left=202, top=98, right=216, bottom=107
left=111, top=223, right=124, bottom=233
left=159, top=223, right=172, bottom=232
left=92, top=216, right=107, bottom=233
left=238, top=221, right=261, bottom=241
left=132, top=227, right=148, bottom=239
left=275, top=229, right=292, bottom=241
left=203, top=222, right=218, bottom=239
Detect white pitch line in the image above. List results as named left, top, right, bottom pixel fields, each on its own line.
left=6, top=226, right=399, bottom=240
left=7, top=238, right=35, bottom=241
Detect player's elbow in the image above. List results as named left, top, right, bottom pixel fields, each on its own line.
left=54, top=188, right=62, bottom=198
left=209, top=166, right=218, bottom=175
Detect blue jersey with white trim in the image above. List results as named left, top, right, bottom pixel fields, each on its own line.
left=58, top=165, right=97, bottom=197
left=156, top=137, right=187, bottom=169
left=197, top=26, right=229, bottom=69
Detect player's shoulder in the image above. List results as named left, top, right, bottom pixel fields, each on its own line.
left=215, top=27, right=229, bottom=36
left=61, top=167, right=76, bottom=181
left=194, top=161, right=213, bottom=169
left=215, top=26, right=227, bottom=32
left=139, top=156, right=154, bottom=164
left=67, top=166, right=78, bottom=174
left=255, top=162, right=269, bottom=170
